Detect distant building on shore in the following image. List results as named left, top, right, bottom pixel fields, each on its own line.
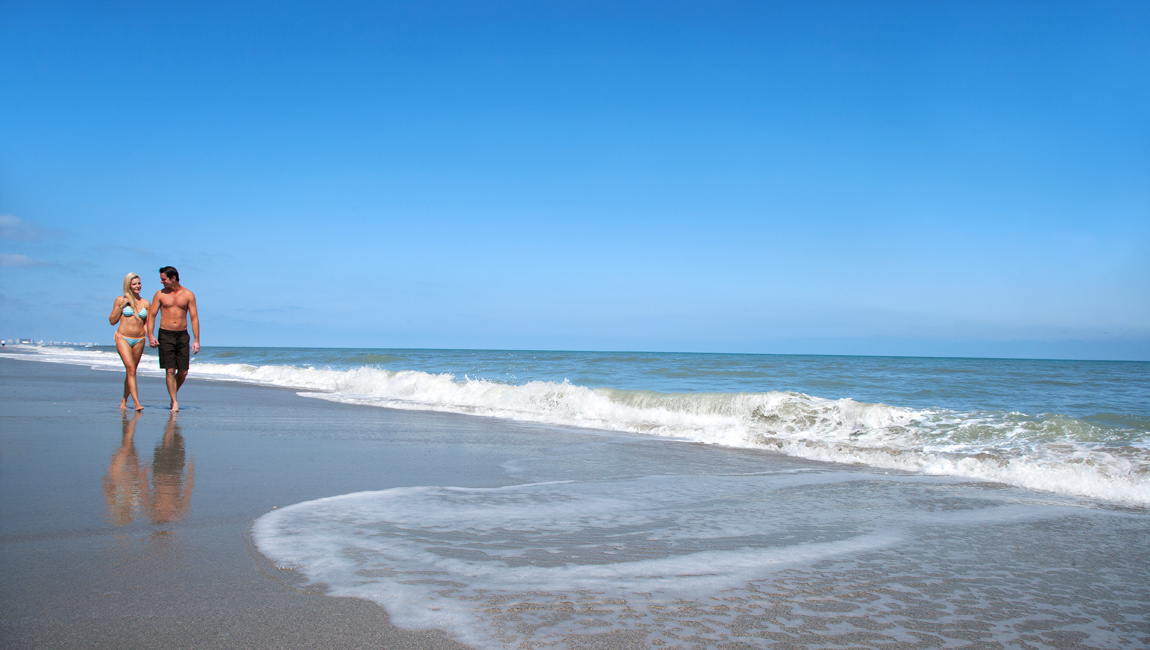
left=1, top=338, right=97, bottom=347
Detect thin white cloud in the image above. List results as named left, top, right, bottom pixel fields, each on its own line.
left=0, top=215, right=46, bottom=241
left=0, top=253, right=49, bottom=267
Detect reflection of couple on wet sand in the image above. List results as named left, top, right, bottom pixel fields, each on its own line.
left=103, top=412, right=195, bottom=526
left=109, top=266, right=199, bottom=412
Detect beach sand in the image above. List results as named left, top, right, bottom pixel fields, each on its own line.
left=1, top=356, right=517, bottom=649
left=3, top=355, right=1148, bottom=649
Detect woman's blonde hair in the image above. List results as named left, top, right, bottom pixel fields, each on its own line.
left=122, top=273, right=141, bottom=316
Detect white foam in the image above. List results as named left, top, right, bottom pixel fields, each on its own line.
left=14, top=345, right=1150, bottom=505
left=8, top=344, right=164, bottom=375
left=252, top=473, right=1088, bottom=648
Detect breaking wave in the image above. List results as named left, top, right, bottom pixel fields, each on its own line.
left=12, top=344, right=1150, bottom=505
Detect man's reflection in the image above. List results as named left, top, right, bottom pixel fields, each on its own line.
left=147, top=413, right=195, bottom=525
left=103, top=411, right=147, bottom=524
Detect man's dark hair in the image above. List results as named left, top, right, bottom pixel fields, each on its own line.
left=159, top=266, right=180, bottom=282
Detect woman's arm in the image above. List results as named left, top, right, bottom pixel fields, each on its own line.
left=109, top=297, right=124, bottom=325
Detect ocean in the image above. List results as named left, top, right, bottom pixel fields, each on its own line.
left=8, top=344, right=1150, bottom=647
left=14, top=344, right=1150, bottom=505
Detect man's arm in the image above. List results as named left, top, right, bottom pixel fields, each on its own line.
left=145, top=291, right=161, bottom=347
left=187, top=291, right=200, bottom=354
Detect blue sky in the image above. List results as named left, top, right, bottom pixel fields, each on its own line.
left=2, top=1, right=1148, bottom=359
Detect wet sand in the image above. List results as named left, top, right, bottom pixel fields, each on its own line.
left=0, top=356, right=528, bottom=649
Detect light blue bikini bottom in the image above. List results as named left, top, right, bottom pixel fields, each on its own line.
left=121, top=336, right=145, bottom=347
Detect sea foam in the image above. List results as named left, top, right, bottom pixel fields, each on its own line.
left=14, top=344, right=1150, bottom=505
left=253, top=472, right=1113, bottom=648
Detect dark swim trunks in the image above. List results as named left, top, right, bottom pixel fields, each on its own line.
left=158, top=329, right=190, bottom=370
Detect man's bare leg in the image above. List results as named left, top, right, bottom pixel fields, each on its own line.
left=166, top=369, right=180, bottom=411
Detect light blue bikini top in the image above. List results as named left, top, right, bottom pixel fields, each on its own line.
left=122, top=305, right=147, bottom=319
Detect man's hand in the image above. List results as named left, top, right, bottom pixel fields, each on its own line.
left=148, top=336, right=159, bottom=348
left=192, top=341, right=200, bottom=354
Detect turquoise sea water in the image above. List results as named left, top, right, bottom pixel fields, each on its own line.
left=10, top=344, right=1150, bottom=505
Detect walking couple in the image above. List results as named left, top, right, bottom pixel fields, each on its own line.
left=109, top=266, right=200, bottom=411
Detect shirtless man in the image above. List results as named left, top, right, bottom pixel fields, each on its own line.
left=146, top=266, right=200, bottom=411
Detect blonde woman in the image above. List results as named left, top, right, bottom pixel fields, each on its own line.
left=109, top=272, right=151, bottom=410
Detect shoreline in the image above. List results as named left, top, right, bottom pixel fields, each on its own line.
left=8, top=344, right=1150, bottom=508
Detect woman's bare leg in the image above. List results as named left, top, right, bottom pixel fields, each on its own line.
left=130, top=339, right=145, bottom=410
left=115, top=335, right=145, bottom=410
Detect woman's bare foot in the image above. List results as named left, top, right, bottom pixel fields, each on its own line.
left=170, top=401, right=179, bottom=412
left=135, top=403, right=145, bottom=411
left=120, top=399, right=128, bottom=410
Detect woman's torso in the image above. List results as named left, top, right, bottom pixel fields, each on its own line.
left=116, top=297, right=149, bottom=337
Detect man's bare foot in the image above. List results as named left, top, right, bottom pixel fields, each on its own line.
left=170, top=402, right=179, bottom=412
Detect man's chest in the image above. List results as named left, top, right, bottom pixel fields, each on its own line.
left=159, top=293, right=188, bottom=309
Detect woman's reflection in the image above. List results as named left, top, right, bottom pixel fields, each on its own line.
left=103, top=412, right=195, bottom=527
left=103, top=411, right=147, bottom=524
left=147, top=413, right=195, bottom=525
